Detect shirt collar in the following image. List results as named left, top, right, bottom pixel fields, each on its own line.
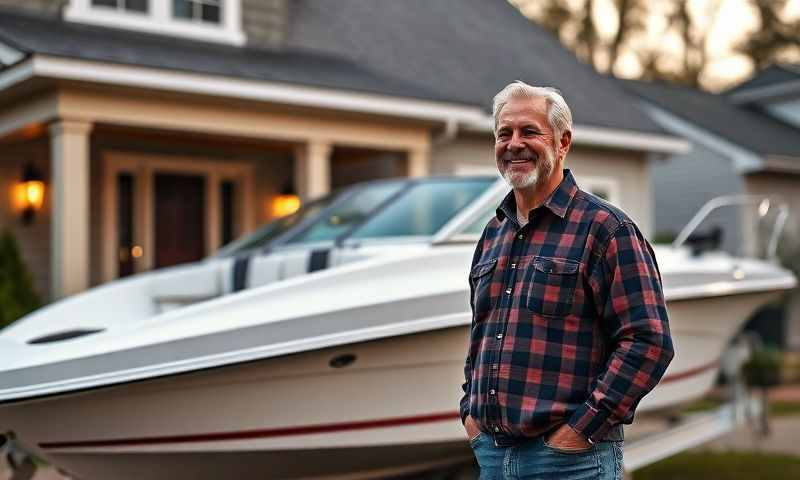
left=496, top=168, right=579, bottom=222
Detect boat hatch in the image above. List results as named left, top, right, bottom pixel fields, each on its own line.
left=27, top=328, right=105, bottom=345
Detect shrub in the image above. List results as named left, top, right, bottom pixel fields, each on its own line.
left=742, top=347, right=783, bottom=388
left=0, top=229, right=41, bottom=328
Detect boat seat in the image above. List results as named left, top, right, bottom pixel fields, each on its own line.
left=150, top=262, right=222, bottom=313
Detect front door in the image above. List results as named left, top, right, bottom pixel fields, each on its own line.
left=154, top=173, right=206, bottom=268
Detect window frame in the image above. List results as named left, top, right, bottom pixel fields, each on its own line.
left=579, top=175, right=622, bottom=205
left=65, top=0, right=245, bottom=46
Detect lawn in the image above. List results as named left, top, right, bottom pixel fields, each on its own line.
left=633, top=451, right=800, bottom=480
left=684, top=396, right=800, bottom=418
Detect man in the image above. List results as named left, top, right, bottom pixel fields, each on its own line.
left=459, top=81, right=674, bottom=479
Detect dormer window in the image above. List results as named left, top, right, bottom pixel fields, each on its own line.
left=91, top=0, right=148, bottom=14
left=173, top=0, right=221, bottom=24
left=65, top=0, right=244, bottom=45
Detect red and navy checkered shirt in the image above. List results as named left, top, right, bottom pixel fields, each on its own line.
left=460, top=169, right=674, bottom=444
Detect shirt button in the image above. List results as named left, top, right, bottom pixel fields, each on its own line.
left=517, top=234, right=524, bottom=239
left=505, top=287, right=512, bottom=294
left=510, top=263, right=516, bottom=269
left=491, top=364, right=498, bottom=370
left=496, top=333, right=503, bottom=339
left=489, top=389, right=496, bottom=395
left=494, top=426, right=500, bottom=432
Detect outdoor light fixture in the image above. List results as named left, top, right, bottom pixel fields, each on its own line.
left=271, top=182, right=300, bottom=218
left=12, top=163, right=45, bottom=224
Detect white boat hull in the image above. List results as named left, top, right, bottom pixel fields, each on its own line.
left=1, top=285, right=782, bottom=479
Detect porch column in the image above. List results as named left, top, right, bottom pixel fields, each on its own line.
left=408, top=146, right=430, bottom=177
left=294, top=140, right=332, bottom=200
left=49, top=119, right=92, bottom=299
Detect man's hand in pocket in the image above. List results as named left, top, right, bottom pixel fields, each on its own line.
left=464, top=415, right=481, bottom=440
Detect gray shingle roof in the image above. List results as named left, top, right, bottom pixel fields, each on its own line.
left=0, top=7, right=458, bottom=104
left=621, top=79, right=800, bottom=158
left=727, top=64, right=800, bottom=95
left=284, top=0, right=666, bottom=135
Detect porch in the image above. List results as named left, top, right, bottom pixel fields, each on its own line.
left=0, top=86, right=433, bottom=301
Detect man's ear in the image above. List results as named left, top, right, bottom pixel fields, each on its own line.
left=558, top=130, right=572, bottom=163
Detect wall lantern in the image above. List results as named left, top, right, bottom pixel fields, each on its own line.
left=271, top=183, right=301, bottom=218
left=12, top=163, right=45, bottom=224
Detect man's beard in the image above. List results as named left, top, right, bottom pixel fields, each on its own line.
left=497, top=145, right=556, bottom=190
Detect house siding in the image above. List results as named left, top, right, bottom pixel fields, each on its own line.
left=0, top=0, right=66, bottom=16
left=745, top=171, right=800, bottom=351
left=242, top=0, right=288, bottom=48
left=652, top=141, right=745, bottom=253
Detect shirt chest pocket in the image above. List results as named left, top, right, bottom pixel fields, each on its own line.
left=524, top=257, right=581, bottom=317
left=469, top=257, right=497, bottom=318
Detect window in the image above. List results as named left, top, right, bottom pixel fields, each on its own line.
left=174, top=0, right=221, bottom=24
left=117, top=173, right=136, bottom=277
left=579, top=176, right=621, bottom=205
left=92, top=0, right=148, bottom=13
left=66, top=0, right=244, bottom=45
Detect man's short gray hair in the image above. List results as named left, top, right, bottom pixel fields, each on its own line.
left=492, top=81, right=573, bottom=142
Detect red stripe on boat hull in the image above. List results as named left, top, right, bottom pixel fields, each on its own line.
left=40, top=359, right=719, bottom=450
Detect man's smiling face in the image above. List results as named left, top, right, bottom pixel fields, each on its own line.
left=494, top=95, right=558, bottom=190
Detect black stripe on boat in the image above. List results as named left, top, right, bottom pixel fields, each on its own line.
left=232, top=255, right=250, bottom=292
left=308, top=249, right=329, bottom=272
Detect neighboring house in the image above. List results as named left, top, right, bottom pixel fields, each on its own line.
left=621, top=67, right=800, bottom=350
left=0, top=0, right=684, bottom=302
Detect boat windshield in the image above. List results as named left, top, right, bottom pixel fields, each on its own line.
left=285, top=181, right=407, bottom=244
left=215, top=177, right=496, bottom=256
left=454, top=201, right=500, bottom=237
left=215, top=194, right=338, bottom=256
left=348, top=178, right=495, bottom=239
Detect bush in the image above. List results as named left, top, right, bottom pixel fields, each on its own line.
left=0, top=229, right=41, bottom=328
left=742, top=347, right=783, bottom=388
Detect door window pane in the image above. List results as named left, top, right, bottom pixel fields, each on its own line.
left=220, top=180, right=235, bottom=246
left=117, top=173, right=135, bottom=278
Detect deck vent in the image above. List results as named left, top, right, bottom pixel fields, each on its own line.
left=27, top=328, right=104, bottom=345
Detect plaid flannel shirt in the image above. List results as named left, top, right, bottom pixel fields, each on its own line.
left=459, top=169, right=674, bottom=444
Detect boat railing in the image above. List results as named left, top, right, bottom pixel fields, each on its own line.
left=672, top=195, right=790, bottom=262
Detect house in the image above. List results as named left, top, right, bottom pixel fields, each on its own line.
left=621, top=67, right=800, bottom=351
left=0, top=0, right=685, bottom=302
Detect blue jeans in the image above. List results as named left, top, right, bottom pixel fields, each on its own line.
left=469, top=431, right=624, bottom=479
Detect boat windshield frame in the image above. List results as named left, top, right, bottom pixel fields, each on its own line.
left=431, top=177, right=508, bottom=244
left=214, top=176, right=499, bottom=257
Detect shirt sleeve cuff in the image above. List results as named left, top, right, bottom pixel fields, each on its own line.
left=567, top=401, right=616, bottom=443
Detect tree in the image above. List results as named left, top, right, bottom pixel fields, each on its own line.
left=511, top=0, right=800, bottom=90
left=736, top=0, right=800, bottom=71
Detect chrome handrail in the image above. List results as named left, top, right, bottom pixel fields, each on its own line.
left=672, top=195, right=789, bottom=261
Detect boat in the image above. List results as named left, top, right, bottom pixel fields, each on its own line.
left=0, top=176, right=795, bottom=480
